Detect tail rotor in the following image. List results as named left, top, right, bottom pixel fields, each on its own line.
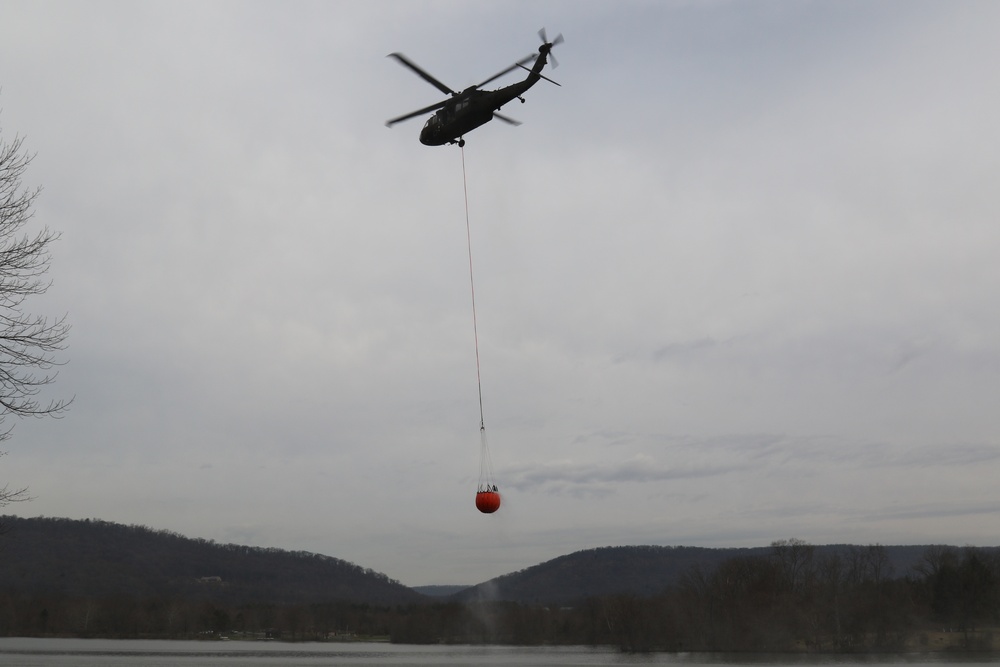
left=538, top=28, right=564, bottom=68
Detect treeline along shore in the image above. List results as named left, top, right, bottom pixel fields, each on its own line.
left=1, top=517, right=998, bottom=652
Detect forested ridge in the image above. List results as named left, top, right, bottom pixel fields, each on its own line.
left=458, top=544, right=931, bottom=605
left=0, top=516, right=422, bottom=605
left=1, top=517, right=998, bottom=652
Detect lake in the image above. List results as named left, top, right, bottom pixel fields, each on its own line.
left=0, top=639, right=998, bottom=667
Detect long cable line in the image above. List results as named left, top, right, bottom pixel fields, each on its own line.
left=461, top=144, right=485, bottom=432
left=461, top=144, right=498, bottom=499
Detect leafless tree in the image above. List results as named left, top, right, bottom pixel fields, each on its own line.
left=0, top=451, right=31, bottom=524
left=0, top=123, right=70, bottom=512
left=771, top=538, right=815, bottom=593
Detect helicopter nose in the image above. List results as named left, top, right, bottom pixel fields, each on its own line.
left=419, top=124, right=441, bottom=145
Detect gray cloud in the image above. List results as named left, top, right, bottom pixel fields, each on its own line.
left=503, top=454, right=747, bottom=495
left=3, top=1, right=1000, bottom=586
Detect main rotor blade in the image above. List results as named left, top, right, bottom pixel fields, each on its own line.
left=476, top=54, right=536, bottom=89
left=387, top=52, right=455, bottom=96
left=493, top=112, right=521, bottom=126
left=385, top=100, right=447, bottom=127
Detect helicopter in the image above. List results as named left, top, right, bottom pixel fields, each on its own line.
left=386, top=29, right=563, bottom=147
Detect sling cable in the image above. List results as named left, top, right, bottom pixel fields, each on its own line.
left=461, top=145, right=501, bottom=514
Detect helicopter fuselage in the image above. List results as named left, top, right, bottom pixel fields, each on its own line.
left=420, top=77, right=537, bottom=146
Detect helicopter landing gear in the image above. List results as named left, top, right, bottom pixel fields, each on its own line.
left=518, top=96, right=525, bottom=103
left=458, top=138, right=466, bottom=147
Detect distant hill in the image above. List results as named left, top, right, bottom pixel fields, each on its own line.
left=455, top=543, right=947, bottom=605
left=0, top=516, right=425, bottom=606
left=4, top=517, right=996, bottom=647
left=2, top=516, right=987, bottom=610
left=412, top=585, right=471, bottom=597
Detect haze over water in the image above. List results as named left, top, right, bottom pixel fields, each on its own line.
left=1, top=639, right=997, bottom=667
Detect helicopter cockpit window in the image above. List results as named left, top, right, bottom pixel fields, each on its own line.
left=424, top=115, right=441, bottom=130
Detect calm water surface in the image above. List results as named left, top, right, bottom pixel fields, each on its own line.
left=0, top=639, right=998, bottom=667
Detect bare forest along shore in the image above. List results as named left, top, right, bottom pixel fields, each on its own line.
left=1, top=517, right=998, bottom=651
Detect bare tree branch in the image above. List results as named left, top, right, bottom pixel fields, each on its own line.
left=0, top=119, right=70, bottom=511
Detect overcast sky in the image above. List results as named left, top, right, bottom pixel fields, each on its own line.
left=2, top=0, right=999, bottom=587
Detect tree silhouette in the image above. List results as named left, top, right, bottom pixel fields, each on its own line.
left=0, top=123, right=70, bottom=514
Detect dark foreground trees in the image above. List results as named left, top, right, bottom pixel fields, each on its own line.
left=0, top=124, right=70, bottom=513
left=2, top=541, right=998, bottom=651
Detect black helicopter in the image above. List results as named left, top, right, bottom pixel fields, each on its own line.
left=386, top=29, right=563, bottom=147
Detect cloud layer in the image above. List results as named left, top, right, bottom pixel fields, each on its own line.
left=2, top=1, right=999, bottom=585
